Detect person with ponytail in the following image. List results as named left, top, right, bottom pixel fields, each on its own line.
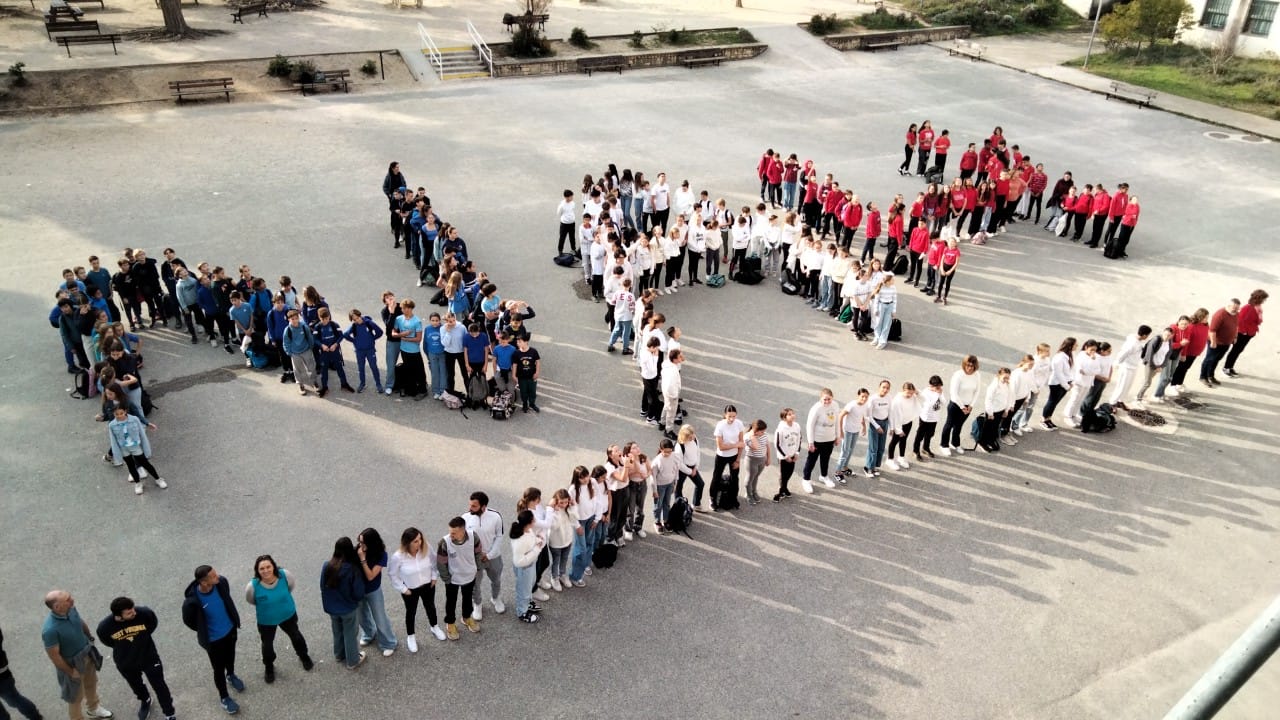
left=508, top=511, right=543, bottom=624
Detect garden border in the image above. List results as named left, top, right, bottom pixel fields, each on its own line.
left=491, top=28, right=767, bottom=78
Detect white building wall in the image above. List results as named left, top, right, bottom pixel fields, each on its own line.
left=1180, top=0, right=1280, bottom=58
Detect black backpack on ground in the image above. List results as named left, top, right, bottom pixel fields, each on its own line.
left=889, top=318, right=902, bottom=342
left=666, top=496, right=693, bottom=538
left=592, top=542, right=618, bottom=569
left=466, top=373, right=489, bottom=410
left=553, top=252, right=577, bottom=267
left=892, top=255, right=909, bottom=276
left=1081, top=403, right=1118, bottom=433
left=780, top=266, right=800, bottom=295
left=710, top=473, right=740, bottom=511
left=70, top=367, right=91, bottom=400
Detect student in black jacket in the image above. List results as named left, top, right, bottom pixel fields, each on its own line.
left=96, top=598, right=175, bottom=720
left=0, top=624, right=42, bottom=720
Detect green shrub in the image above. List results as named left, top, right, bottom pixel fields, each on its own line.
left=666, top=26, right=690, bottom=45
left=267, top=54, right=293, bottom=78
left=289, top=59, right=317, bottom=84
left=630, top=30, right=645, bottom=48
left=808, top=13, right=841, bottom=35
left=360, top=59, right=377, bottom=76
left=569, top=26, right=594, bottom=49
left=7, top=61, right=27, bottom=87
left=511, top=26, right=553, bottom=58
left=736, top=28, right=757, bottom=43
left=855, top=8, right=923, bottom=30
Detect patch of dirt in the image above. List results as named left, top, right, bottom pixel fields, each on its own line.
left=0, top=50, right=416, bottom=113
left=124, top=26, right=229, bottom=42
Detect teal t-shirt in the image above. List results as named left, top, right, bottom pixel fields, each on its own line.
left=396, top=315, right=423, bottom=353
left=250, top=569, right=298, bottom=627
left=42, top=607, right=90, bottom=659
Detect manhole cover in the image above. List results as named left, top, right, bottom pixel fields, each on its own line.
left=1239, top=134, right=1268, bottom=143
left=1205, top=131, right=1231, bottom=140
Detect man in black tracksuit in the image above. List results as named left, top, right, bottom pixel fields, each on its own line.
left=96, top=598, right=175, bottom=720
left=0, top=624, right=42, bottom=719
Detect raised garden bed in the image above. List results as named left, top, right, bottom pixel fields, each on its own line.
left=816, top=25, right=971, bottom=51
left=491, top=27, right=766, bottom=78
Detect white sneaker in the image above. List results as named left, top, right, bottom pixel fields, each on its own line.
left=154, top=478, right=168, bottom=489
left=358, top=636, right=371, bottom=647
left=1021, top=424, right=1033, bottom=433
left=938, top=447, right=952, bottom=457
left=623, top=531, right=634, bottom=542
left=134, top=483, right=144, bottom=495
left=671, top=286, right=678, bottom=293
left=429, top=626, right=446, bottom=641
left=953, top=446, right=965, bottom=455
left=532, top=589, right=550, bottom=602
left=139, top=467, right=149, bottom=479
left=492, top=599, right=505, bottom=614
left=86, top=707, right=113, bottom=719
left=1012, top=428, right=1024, bottom=437
left=551, top=578, right=563, bottom=592
left=585, top=567, right=593, bottom=576
left=382, top=648, right=394, bottom=657
left=406, top=634, right=418, bottom=653
left=886, top=459, right=900, bottom=471
left=1167, top=386, right=1181, bottom=397
left=801, top=478, right=814, bottom=494
left=821, top=476, right=835, bottom=488
left=538, top=578, right=552, bottom=590
left=898, top=458, right=910, bottom=470
left=384, top=387, right=393, bottom=396
left=472, top=606, right=483, bottom=621
left=636, top=529, right=647, bottom=539
left=560, top=575, right=571, bottom=588
left=1004, top=437, right=1018, bottom=446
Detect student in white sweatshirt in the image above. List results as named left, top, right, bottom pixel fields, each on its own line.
left=886, top=383, right=923, bottom=470
left=388, top=528, right=447, bottom=652
left=673, top=425, right=707, bottom=511
left=773, top=408, right=803, bottom=501
left=1108, top=326, right=1150, bottom=405
left=1004, top=355, right=1035, bottom=444
left=912, top=375, right=945, bottom=459
left=508, top=511, right=543, bottom=624
left=939, top=355, right=982, bottom=456
left=1063, top=340, right=1104, bottom=428
left=802, top=388, right=840, bottom=488
left=546, top=489, right=579, bottom=591
left=1013, top=343, right=1051, bottom=434
left=1039, top=337, right=1077, bottom=431
left=979, top=368, right=1014, bottom=452
left=833, top=388, right=870, bottom=484
left=863, top=380, right=893, bottom=476
left=659, top=348, right=684, bottom=439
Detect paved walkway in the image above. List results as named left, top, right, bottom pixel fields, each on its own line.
left=939, top=31, right=1280, bottom=141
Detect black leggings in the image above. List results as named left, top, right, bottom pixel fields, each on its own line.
left=258, top=614, right=309, bottom=668
left=712, top=455, right=740, bottom=508
left=401, top=583, right=438, bottom=634
left=907, top=251, right=924, bottom=284
left=860, top=237, right=877, bottom=264
left=887, top=422, right=913, bottom=459
left=1041, top=384, right=1069, bottom=420
left=912, top=420, right=937, bottom=455
left=899, top=145, right=913, bottom=172
left=778, top=460, right=794, bottom=494
left=939, top=402, right=969, bottom=449
left=686, top=252, right=703, bottom=282
left=938, top=267, right=956, bottom=298
left=802, top=440, right=835, bottom=479
left=205, top=631, right=237, bottom=699
left=122, top=454, right=159, bottom=483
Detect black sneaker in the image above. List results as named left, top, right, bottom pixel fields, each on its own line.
left=781, top=489, right=792, bottom=497
left=863, top=467, right=874, bottom=478
left=264, top=665, right=275, bottom=684
left=530, top=404, right=541, bottom=413
left=1223, top=368, right=1239, bottom=377
left=519, top=611, right=540, bottom=624
left=772, top=494, right=782, bottom=503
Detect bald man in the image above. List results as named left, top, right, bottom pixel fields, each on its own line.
left=41, top=590, right=113, bottom=720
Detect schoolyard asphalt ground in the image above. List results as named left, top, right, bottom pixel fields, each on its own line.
left=2, top=4, right=1279, bottom=719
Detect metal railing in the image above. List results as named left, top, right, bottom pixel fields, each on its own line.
left=417, top=22, right=443, bottom=78
left=465, top=19, right=494, bottom=77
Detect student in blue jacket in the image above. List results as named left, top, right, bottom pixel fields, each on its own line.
left=108, top=405, right=167, bottom=495
left=267, top=296, right=293, bottom=384
left=195, top=276, right=221, bottom=346
left=343, top=309, right=384, bottom=394
left=312, top=308, right=354, bottom=399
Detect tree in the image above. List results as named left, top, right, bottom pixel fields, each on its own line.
left=158, top=0, right=190, bottom=35
left=1100, top=0, right=1193, bottom=55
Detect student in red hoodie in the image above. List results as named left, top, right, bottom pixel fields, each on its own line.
left=906, top=223, right=930, bottom=288
left=955, top=179, right=977, bottom=238
left=1113, top=196, right=1140, bottom=258
left=782, top=153, right=800, bottom=211
left=1085, top=184, right=1111, bottom=248
left=989, top=126, right=1005, bottom=150
left=975, top=140, right=993, bottom=185
left=801, top=168, right=822, bottom=229
left=922, top=235, right=945, bottom=296
left=934, top=130, right=952, bottom=175
left=1167, top=307, right=1209, bottom=394
left=765, top=154, right=784, bottom=209
left=861, top=202, right=882, bottom=264
left=1223, top=289, right=1267, bottom=377
left=820, top=180, right=842, bottom=239
left=898, top=123, right=918, bottom=176
left=908, top=192, right=925, bottom=236
left=756, top=149, right=775, bottom=203
left=1070, top=183, right=1093, bottom=242
left=1104, top=182, right=1129, bottom=245
left=959, top=143, right=979, bottom=181
left=967, top=182, right=991, bottom=238
left=840, top=193, right=862, bottom=251
left=884, top=205, right=905, bottom=271
left=915, top=120, right=935, bottom=177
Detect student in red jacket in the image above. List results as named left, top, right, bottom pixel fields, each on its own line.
left=840, top=193, right=862, bottom=251
left=908, top=192, right=925, bottom=236
left=1168, top=308, right=1210, bottom=393
left=861, top=202, right=882, bottom=264
left=898, top=123, right=918, bottom=176
left=975, top=140, right=993, bottom=185
left=820, top=180, right=842, bottom=239
left=1104, top=182, right=1129, bottom=245
left=934, top=130, right=952, bottom=174
left=906, top=224, right=930, bottom=287
left=922, top=235, right=945, bottom=295
left=989, top=126, right=1005, bottom=150
left=1025, top=163, right=1048, bottom=224
left=955, top=179, right=977, bottom=238
left=782, top=153, right=800, bottom=211
left=1112, top=196, right=1140, bottom=258
left=1223, top=289, right=1267, bottom=377
left=959, top=143, right=978, bottom=181
left=801, top=169, right=822, bottom=229
left=1070, top=183, right=1093, bottom=242
left=967, top=182, right=991, bottom=238
left=756, top=149, right=775, bottom=203
left=1085, top=184, right=1111, bottom=248
left=765, top=154, right=784, bottom=209
left=884, top=205, right=905, bottom=271
left=915, top=120, right=935, bottom=177
left=992, top=171, right=1012, bottom=233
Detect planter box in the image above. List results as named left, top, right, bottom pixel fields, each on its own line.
left=492, top=43, right=768, bottom=78
left=820, top=25, right=970, bottom=51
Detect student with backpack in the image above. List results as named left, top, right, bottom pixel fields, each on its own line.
left=343, top=310, right=384, bottom=394
left=282, top=310, right=318, bottom=397
left=312, top=308, right=355, bottom=398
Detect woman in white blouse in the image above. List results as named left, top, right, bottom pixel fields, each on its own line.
left=387, top=528, right=446, bottom=652
left=939, top=355, right=982, bottom=456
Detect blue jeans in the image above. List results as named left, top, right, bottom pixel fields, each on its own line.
left=834, top=430, right=862, bottom=473
left=330, top=608, right=361, bottom=667
left=653, top=483, right=674, bottom=524
left=1013, top=391, right=1037, bottom=429
left=873, top=305, right=894, bottom=345
left=620, top=196, right=634, bottom=227
left=783, top=181, right=797, bottom=209
left=569, top=519, right=593, bottom=582
left=354, top=347, right=381, bottom=390
left=384, top=339, right=400, bottom=390
left=513, top=562, right=535, bottom=616
left=608, top=319, right=633, bottom=351
left=865, top=418, right=888, bottom=469
left=427, top=352, right=447, bottom=397
left=817, top=276, right=832, bottom=307
left=358, top=589, right=397, bottom=651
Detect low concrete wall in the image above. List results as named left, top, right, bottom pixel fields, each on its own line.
left=493, top=43, right=768, bottom=78
left=821, top=25, right=970, bottom=51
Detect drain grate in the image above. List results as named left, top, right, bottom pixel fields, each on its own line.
left=1204, top=130, right=1272, bottom=144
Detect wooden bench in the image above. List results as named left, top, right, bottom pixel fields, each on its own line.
left=863, top=39, right=901, bottom=51
left=45, top=19, right=98, bottom=40
left=677, top=49, right=726, bottom=69
left=502, top=12, right=548, bottom=32
left=577, top=55, right=625, bottom=76
left=154, top=0, right=198, bottom=6
left=169, top=77, right=235, bottom=104
left=56, top=32, right=120, bottom=56
left=948, top=39, right=985, bottom=61
left=44, top=5, right=83, bottom=21
left=295, top=68, right=350, bottom=95
left=230, top=1, right=267, bottom=23
left=1106, top=81, right=1157, bottom=108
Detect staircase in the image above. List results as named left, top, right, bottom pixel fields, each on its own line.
left=434, top=47, right=491, bottom=80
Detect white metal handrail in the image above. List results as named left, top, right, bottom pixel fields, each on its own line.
left=465, top=19, right=494, bottom=77
left=418, top=22, right=443, bottom=78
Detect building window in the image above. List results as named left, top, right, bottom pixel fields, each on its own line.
left=1201, top=0, right=1231, bottom=28
left=1245, top=0, right=1278, bottom=35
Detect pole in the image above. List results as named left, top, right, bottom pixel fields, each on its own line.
left=1163, top=594, right=1280, bottom=720
left=1082, top=0, right=1103, bottom=69
left=378, top=50, right=385, bottom=80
